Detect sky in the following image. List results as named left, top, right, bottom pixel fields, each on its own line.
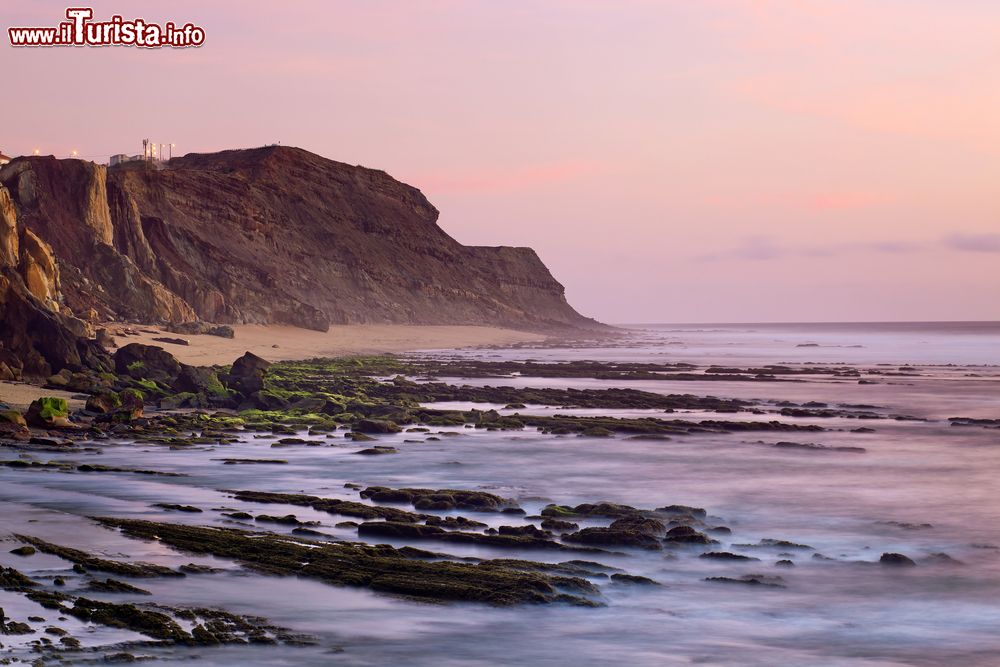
left=3, top=1, right=999, bottom=323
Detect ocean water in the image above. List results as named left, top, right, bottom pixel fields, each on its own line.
left=1, top=322, right=999, bottom=666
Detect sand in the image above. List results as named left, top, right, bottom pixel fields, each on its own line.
left=0, top=383, right=85, bottom=411
left=112, top=324, right=545, bottom=366
left=0, top=324, right=544, bottom=409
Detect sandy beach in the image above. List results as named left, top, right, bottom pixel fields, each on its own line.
left=0, top=324, right=543, bottom=409
left=110, top=323, right=545, bottom=366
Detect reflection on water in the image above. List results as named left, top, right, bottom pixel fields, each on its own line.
left=1, top=323, right=999, bottom=665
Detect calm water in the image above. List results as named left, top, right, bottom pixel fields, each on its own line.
left=2, top=322, right=999, bottom=666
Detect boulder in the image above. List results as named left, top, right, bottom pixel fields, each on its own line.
left=164, top=321, right=235, bottom=339
left=117, top=389, right=144, bottom=420
left=880, top=552, right=916, bottom=567
left=563, top=527, right=662, bottom=550
left=0, top=362, right=17, bottom=381
left=85, top=392, right=122, bottom=414
left=239, top=390, right=289, bottom=411
left=114, top=343, right=182, bottom=384
left=86, top=389, right=143, bottom=421
left=173, top=364, right=228, bottom=397
left=24, top=397, right=72, bottom=428
left=609, top=516, right=666, bottom=537
left=227, top=352, right=271, bottom=396
left=355, top=418, right=401, bottom=434
left=95, top=328, right=114, bottom=348
left=0, top=410, right=30, bottom=441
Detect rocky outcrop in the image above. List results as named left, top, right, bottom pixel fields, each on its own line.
left=0, top=184, right=18, bottom=267
left=0, top=148, right=602, bottom=333
left=0, top=182, right=109, bottom=378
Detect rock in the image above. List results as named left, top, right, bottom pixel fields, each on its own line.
left=0, top=361, right=16, bottom=381
left=159, top=392, right=198, bottom=410
left=354, top=446, right=398, bottom=455
left=498, top=525, right=551, bottom=539
left=540, top=518, right=579, bottom=532
left=705, top=574, right=786, bottom=587
left=0, top=264, right=109, bottom=378
left=227, top=352, right=271, bottom=396
left=240, top=390, right=288, bottom=411
left=0, top=183, right=18, bottom=266
left=610, top=573, right=660, bottom=585
left=152, top=336, right=189, bottom=346
left=0, top=410, right=30, bottom=441
left=117, top=389, right=145, bottom=420
left=663, top=525, right=717, bottom=545
left=254, top=514, right=318, bottom=526
left=10, top=545, right=36, bottom=556
left=86, top=392, right=121, bottom=414
left=153, top=503, right=202, bottom=513
left=173, top=364, right=230, bottom=401
left=289, top=396, right=347, bottom=415
left=164, top=322, right=235, bottom=338
left=114, top=343, right=182, bottom=384
left=46, top=368, right=72, bottom=387
left=86, top=578, right=152, bottom=595
left=360, top=486, right=513, bottom=512
left=879, top=552, right=917, bottom=567
left=355, top=418, right=401, bottom=434
left=24, top=397, right=72, bottom=428
left=562, top=527, right=662, bottom=550
left=699, top=551, right=759, bottom=561
left=609, top=516, right=666, bottom=537
left=95, top=327, right=115, bottom=348
left=657, top=505, right=707, bottom=518
left=2, top=149, right=603, bottom=347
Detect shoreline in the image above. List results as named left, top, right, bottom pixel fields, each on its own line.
left=109, top=323, right=547, bottom=366
left=0, top=323, right=545, bottom=409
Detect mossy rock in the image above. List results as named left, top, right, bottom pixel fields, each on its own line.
left=86, top=392, right=123, bottom=414
left=25, top=397, right=71, bottom=428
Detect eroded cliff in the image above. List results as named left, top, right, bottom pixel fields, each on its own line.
left=0, top=181, right=108, bottom=378
left=0, top=147, right=600, bottom=334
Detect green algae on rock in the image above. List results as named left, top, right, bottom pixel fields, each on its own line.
left=96, top=518, right=601, bottom=606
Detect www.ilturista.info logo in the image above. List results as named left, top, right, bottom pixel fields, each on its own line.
left=8, top=7, right=205, bottom=48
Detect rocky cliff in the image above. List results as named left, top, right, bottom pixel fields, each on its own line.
left=0, top=181, right=108, bottom=379
left=0, top=147, right=600, bottom=335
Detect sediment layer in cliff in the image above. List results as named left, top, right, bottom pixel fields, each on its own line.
left=0, top=147, right=601, bottom=333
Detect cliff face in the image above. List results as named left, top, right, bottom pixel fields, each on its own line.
left=0, top=182, right=108, bottom=378
left=0, top=147, right=600, bottom=333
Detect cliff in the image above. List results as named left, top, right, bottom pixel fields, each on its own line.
left=0, top=181, right=108, bottom=379
left=0, top=147, right=601, bottom=336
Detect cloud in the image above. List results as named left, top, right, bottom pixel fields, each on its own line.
left=944, top=233, right=1000, bottom=253
left=698, top=236, right=922, bottom=262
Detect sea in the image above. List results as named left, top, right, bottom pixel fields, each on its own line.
left=1, top=321, right=998, bottom=666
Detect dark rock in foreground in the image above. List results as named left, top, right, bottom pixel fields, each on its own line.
left=97, top=518, right=600, bottom=606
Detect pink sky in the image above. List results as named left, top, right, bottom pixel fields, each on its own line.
left=3, top=1, right=998, bottom=323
